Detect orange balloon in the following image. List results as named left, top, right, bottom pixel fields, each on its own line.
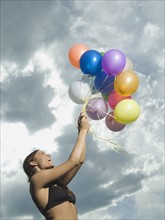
left=114, top=71, right=139, bottom=96
left=68, top=44, right=89, bottom=68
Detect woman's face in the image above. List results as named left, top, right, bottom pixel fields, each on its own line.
left=33, top=150, right=54, bottom=169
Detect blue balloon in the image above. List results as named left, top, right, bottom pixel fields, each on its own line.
left=94, top=71, right=115, bottom=94
left=80, top=50, right=102, bottom=76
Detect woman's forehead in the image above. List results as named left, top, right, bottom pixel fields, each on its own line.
left=34, top=150, right=44, bottom=158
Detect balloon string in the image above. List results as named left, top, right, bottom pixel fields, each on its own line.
left=89, top=127, right=130, bottom=156
left=80, top=72, right=126, bottom=102
left=79, top=74, right=116, bottom=108
left=75, top=117, right=120, bottom=153
left=88, top=127, right=122, bottom=153
left=96, top=73, right=116, bottom=95
left=75, top=116, right=128, bottom=155
left=83, top=102, right=117, bottom=120
left=99, top=81, right=114, bottom=94
left=86, top=76, right=94, bottom=99
left=75, top=74, right=129, bottom=155
left=81, top=73, right=114, bottom=96
left=81, top=99, right=88, bottom=112
left=97, top=74, right=109, bottom=92
left=79, top=78, right=92, bottom=104
left=84, top=75, right=93, bottom=89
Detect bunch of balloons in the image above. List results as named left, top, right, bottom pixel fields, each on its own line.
left=68, top=43, right=140, bottom=132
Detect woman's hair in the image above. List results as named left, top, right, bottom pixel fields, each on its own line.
left=23, top=150, right=39, bottom=182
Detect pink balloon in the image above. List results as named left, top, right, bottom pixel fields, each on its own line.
left=108, top=90, right=131, bottom=109
left=86, top=98, right=108, bottom=120
left=105, top=112, right=126, bottom=132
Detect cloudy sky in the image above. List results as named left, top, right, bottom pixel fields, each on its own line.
left=1, top=1, right=164, bottom=220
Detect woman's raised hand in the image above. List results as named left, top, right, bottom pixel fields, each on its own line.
left=77, top=112, right=90, bottom=133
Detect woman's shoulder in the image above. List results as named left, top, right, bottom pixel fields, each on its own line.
left=30, top=169, right=54, bottom=189
left=30, top=172, right=44, bottom=189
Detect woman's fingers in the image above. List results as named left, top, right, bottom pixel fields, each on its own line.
left=77, top=112, right=89, bottom=130
left=80, top=111, right=87, bottom=117
left=78, top=112, right=87, bottom=121
left=77, top=112, right=90, bottom=133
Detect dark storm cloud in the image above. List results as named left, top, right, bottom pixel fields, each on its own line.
left=1, top=1, right=49, bottom=66
left=1, top=1, right=74, bottom=67
left=1, top=177, right=43, bottom=219
left=1, top=71, right=56, bottom=133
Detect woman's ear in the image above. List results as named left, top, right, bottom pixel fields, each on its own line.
left=30, top=161, right=37, bottom=167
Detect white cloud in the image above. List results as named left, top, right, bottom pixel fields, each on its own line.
left=123, top=154, right=161, bottom=176
left=135, top=175, right=165, bottom=219
left=143, top=22, right=160, bottom=38
left=0, top=61, right=18, bottom=82
left=140, top=22, right=162, bottom=53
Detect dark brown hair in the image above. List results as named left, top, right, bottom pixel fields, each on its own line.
left=23, top=150, right=39, bottom=182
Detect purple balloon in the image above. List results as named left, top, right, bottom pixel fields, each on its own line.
left=102, top=49, right=126, bottom=76
left=105, top=112, right=126, bottom=132
left=86, top=98, right=108, bottom=120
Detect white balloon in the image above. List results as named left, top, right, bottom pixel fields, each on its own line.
left=123, top=57, right=134, bottom=72
left=68, top=80, right=92, bottom=104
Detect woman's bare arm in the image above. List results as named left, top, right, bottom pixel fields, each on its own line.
left=31, top=113, right=90, bottom=188
left=59, top=113, right=89, bottom=185
left=59, top=129, right=87, bottom=185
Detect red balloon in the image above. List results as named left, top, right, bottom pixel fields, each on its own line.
left=108, top=90, right=131, bottom=110
left=105, top=112, right=126, bottom=132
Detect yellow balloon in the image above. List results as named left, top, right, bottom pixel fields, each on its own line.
left=114, top=71, right=139, bottom=96
left=114, top=99, right=140, bottom=124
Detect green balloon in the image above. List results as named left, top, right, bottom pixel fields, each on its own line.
left=100, top=52, right=105, bottom=56
left=102, top=94, right=109, bottom=101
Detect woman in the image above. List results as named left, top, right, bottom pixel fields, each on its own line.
left=23, top=112, right=90, bottom=220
